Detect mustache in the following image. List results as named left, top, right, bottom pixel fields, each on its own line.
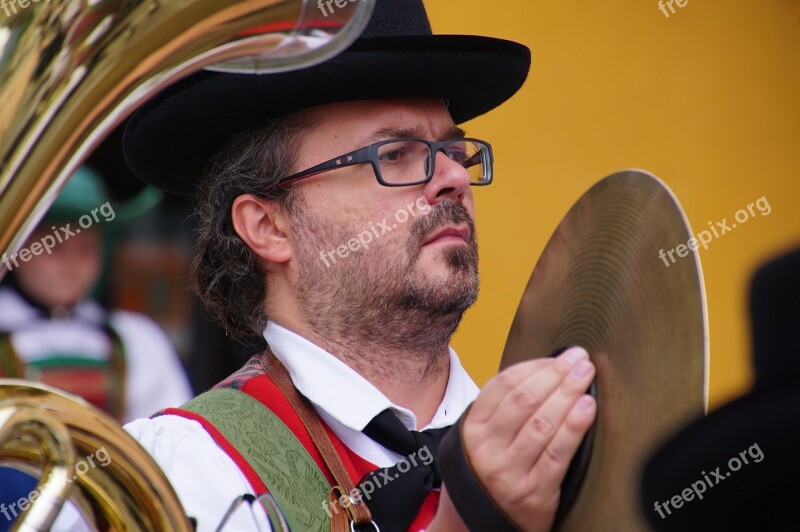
left=409, top=201, right=476, bottom=249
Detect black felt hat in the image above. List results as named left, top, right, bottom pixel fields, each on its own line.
left=122, top=0, right=531, bottom=194
left=640, top=248, right=800, bottom=531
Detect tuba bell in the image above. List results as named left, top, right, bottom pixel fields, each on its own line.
left=0, top=0, right=373, bottom=529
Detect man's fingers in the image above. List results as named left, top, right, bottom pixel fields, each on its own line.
left=509, top=357, right=595, bottom=469
left=525, top=393, right=597, bottom=497
left=469, top=347, right=589, bottom=426
left=465, top=348, right=591, bottom=468
left=468, top=359, right=555, bottom=424
left=455, top=348, right=597, bottom=531
left=484, top=356, right=581, bottom=443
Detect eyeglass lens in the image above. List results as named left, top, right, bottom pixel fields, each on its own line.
left=376, top=140, right=489, bottom=185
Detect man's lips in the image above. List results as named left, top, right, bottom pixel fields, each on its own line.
left=422, top=225, right=470, bottom=246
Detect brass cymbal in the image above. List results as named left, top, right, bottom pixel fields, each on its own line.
left=501, top=169, right=708, bottom=531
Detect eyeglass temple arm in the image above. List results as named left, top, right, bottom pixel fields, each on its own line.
left=277, top=146, right=369, bottom=186
left=463, top=151, right=484, bottom=169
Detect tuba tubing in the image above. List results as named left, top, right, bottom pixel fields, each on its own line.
left=1, top=380, right=192, bottom=531
left=0, top=0, right=373, bottom=275
left=0, top=403, right=75, bottom=532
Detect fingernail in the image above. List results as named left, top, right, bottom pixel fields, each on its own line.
left=571, top=359, right=594, bottom=379
left=577, top=395, right=595, bottom=411
left=562, top=347, right=589, bottom=365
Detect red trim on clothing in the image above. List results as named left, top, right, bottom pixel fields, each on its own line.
left=162, top=407, right=268, bottom=494
left=411, top=492, right=440, bottom=532
left=324, top=420, right=377, bottom=482
left=239, top=374, right=439, bottom=530
left=241, top=374, right=382, bottom=483
left=240, top=374, right=339, bottom=485
left=168, top=371, right=441, bottom=530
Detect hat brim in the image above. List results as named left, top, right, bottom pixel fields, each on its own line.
left=640, top=384, right=800, bottom=531
left=123, top=35, right=531, bottom=194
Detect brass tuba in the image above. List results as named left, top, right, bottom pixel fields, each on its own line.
left=0, top=380, right=190, bottom=530
left=0, top=0, right=373, bottom=529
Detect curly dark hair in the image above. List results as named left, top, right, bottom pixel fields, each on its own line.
left=191, top=111, right=317, bottom=341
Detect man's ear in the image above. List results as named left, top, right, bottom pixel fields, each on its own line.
left=231, top=194, right=293, bottom=267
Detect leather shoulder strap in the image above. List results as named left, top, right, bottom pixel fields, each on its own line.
left=180, top=387, right=331, bottom=531
left=260, top=350, right=374, bottom=528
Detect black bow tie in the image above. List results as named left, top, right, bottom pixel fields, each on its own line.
left=357, top=409, right=452, bottom=532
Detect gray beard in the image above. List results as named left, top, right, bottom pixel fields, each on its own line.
left=290, top=199, right=479, bottom=378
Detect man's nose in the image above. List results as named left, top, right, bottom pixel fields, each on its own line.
left=421, top=151, right=471, bottom=205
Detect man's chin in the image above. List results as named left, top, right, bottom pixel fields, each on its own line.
left=402, top=269, right=479, bottom=315
left=405, top=289, right=477, bottom=316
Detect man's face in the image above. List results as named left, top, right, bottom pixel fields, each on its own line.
left=285, top=98, right=479, bottom=332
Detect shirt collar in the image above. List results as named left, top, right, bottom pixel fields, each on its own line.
left=263, top=321, right=478, bottom=432
left=0, top=287, right=105, bottom=329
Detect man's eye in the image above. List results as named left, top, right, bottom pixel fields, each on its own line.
left=447, top=150, right=468, bottom=164
left=379, top=150, right=404, bottom=162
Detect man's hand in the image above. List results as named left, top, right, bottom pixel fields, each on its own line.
left=430, top=347, right=596, bottom=532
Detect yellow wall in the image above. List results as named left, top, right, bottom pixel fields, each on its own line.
left=426, top=0, right=800, bottom=409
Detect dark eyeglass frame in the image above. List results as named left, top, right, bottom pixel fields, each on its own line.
left=273, top=137, right=494, bottom=189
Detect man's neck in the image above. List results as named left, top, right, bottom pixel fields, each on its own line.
left=272, top=314, right=453, bottom=429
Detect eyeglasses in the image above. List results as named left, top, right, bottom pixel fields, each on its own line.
left=275, top=138, right=494, bottom=188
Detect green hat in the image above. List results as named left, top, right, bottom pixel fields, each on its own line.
left=44, top=166, right=162, bottom=225
left=44, top=166, right=107, bottom=223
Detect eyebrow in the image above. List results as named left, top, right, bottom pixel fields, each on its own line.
left=369, top=125, right=467, bottom=142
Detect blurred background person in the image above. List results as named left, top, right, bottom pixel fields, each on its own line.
left=0, top=149, right=246, bottom=531
left=0, top=166, right=194, bottom=531
left=0, top=166, right=192, bottom=422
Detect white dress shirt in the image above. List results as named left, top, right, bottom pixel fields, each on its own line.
left=123, top=321, right=479, bottom=531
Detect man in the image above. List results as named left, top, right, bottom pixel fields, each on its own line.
left=123, top=1, right=596, bottom=530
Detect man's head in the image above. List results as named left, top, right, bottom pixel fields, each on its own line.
left=193, top=97, right=480, bottom=345
left=124, top=0, right=531, bottom=348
